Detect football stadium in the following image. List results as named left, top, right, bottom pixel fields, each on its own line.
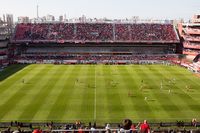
left=1, top=8, right=200, bottom=133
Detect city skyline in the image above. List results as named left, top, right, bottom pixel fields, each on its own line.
left=0, top=0, right=200, bottom=21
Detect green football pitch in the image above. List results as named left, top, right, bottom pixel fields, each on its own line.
left=0, top=64, right=200, bottom=123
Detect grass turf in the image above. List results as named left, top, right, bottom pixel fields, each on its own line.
left=0, top=64, right=200, bottom=123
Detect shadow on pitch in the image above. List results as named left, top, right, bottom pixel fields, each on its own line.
left=0, top=64, right=28, bottom=81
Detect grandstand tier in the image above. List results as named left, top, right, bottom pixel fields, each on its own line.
left=178, top=22, right=200, bottom=57
left=11, top=23, right=180, bottom=64
left=12, top=23, right=180, bottom=43
left=13, top=41, right=178, bottom=64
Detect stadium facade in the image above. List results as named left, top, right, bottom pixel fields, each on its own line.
left=178, top=15, right=200, bottom=72
left=178, top=15, right=200, bottom=57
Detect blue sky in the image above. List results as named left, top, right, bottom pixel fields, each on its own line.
left=0, top=0, right=199, bottom=21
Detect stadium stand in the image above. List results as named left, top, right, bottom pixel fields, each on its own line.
left=129, top=24, right=178, bottom=42
left=115, top=24, right=131, bottom=41
left=0, top=120, right=199, bottom=133
left=14, top=54, right=178, bottom=65
left=0, top=23, right=9, bottom=68
left=178, top=22, right=200, bottom=57
left=12, top=23, right=179, bottom=43
left=75, top=23, right=113, bottom=41
left=177, top=16, right=200, bottom=72
left=11, top=22, right=180, bottom=64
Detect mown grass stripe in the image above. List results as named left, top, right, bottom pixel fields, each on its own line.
left=33, top=65, right=71, bottom=121
left=47, top=65, right=82, bottom=122
left=96, top=65, right=111, bottom=123
left=77, top=66, right=95, bottom=122
left=140, top=65, right=180, bottom=118
left=102, top=66, right=117, bottom=122
left=0, top=64, right=200, bottom=123
left=61, top=65, right=83, bottom=121
left=126, top=65, right=170, bottom=120
left=103, top=66, right=126, bottom=121
left=0, top=65, right=47, bottom=121
left=117, top=65, right=156, bottom=120
left=0, top=65, right=37, bottom=103
left=156, top=65, right=200, bottom=118
left=169, top=66, right=200, bottom=88
left=109, top=66, right=134, bottom=119
left=17, top=65, right=64, bottom=121
left=142, top=65, right=191, bottom=119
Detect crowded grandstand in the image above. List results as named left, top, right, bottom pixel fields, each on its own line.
left=13, top=23, right=179, bottom=43
left=11, top=23, right=180, bottom=64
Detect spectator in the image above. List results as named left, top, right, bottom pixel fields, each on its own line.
left=32, top=129, right=42, bottom=133
left=78, top=126, right=84, bottom=133
left=90, top=126, right=95, bottom=133
left=140, top=120, right=150, bottom=133
left=123, top=119, right=132, bottom=130
left=105, top=123, right=110, bottom=130
left=191, top=118, right=197, bottom=127
left=130, top=122, right=140, bottom=133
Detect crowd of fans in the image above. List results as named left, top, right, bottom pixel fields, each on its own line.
left=75, top=23, right=113, bottom=41
left=13, top=23, right=179, bottom=43
left=14, top=54, right=178, bottom=65
left=14, top=24, right=32, bottom=40
left=130, top=24, right=177, bottom=41
left=1, top=119, right=199, bottom=133
left=14, top=23, right=75, bottom=41
left=31, top=23, right=49, bottom=40
left=115, top=24, right=131, bottom=41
